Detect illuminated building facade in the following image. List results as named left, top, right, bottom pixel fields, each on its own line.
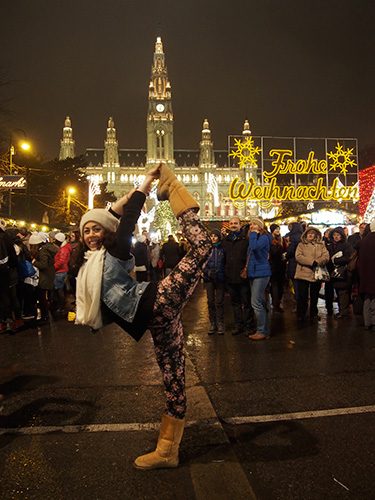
left=59, top=37, right=255, bottom=221
left=59, top=37, right=359, bottom=223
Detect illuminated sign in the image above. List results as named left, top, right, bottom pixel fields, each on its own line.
left=228, top=136, right=358, bottom=203
left=0, top=176, right=27, bottom=189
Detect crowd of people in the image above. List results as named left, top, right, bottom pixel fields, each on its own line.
left=201, top=217, right=375, bottom=340
left=0, top=223, right=83, bottom=332
left=0, top=214, right=374, bottom=338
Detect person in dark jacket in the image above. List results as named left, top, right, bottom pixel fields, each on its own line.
left=31, top=233, right=58, bottom=322
left=358, top=220, right=375, bottom=330
left=4, top=228, right=25, bottom=331
left=133, top=234, right=150, bottom=282
left=160, top=235, right=181, bottom=275
left=203, top=229, right=225, bottom=335
left=285, top=222, right=303, bottom=303
left=269, top=223, right=286, bottom=312
left=14, top=234, right=38, bottom=322
left=68, top=230, right=84, bottom=293
left=0, top=221, right=18, bottom=332
left=348, top=223, right=367, bottom=251
left=222, top=217, right=255, bottom=335
left=326, top=227, right=354, bottom=319
left=323, top=228, right=335, bottom=315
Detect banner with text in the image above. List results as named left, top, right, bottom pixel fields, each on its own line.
left=0, top=176, right=27, bottom=189
left=228, top=136, right=358, bottom=204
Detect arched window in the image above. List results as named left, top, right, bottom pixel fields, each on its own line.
left=156, top=129, right=165, bottom=158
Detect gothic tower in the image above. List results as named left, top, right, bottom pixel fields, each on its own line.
left=146, top=37, right=174, bottom=168
left=199, top=118, right=215, bottom=168
left=242, top=119, right=251, bottom=137
left=103, top=116, right=119, bottom=167
left=59, top=116, right=75, bottom=160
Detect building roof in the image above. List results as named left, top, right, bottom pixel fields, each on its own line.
left=84, top=148, right=229, bottom=168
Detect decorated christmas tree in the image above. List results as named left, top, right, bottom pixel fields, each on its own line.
left=153, top=201, right=178, bottom=240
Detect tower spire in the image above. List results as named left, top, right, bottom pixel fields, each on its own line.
left=59, top=115, right=75, bottom=160
left=148, top=36, right=172, bottom=101
left=147, top=37, right=174, bottom=167
left=103, top=116, right=119, bottom=167
left=199, top=118, right=215, bottom=168
left=242, top=119, right=251, bottom=136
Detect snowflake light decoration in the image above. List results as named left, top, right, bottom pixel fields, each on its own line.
left=327, top=143, right=356, bottom=176
left=229, top=136, right=261, bottom=169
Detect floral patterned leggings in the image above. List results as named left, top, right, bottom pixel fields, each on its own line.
left=149, top=209, right=212, bottom=419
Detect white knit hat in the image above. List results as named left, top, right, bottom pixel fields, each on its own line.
left=370, top=220, right=375, bottom=233
left=39, top=232, right=49, bottom=242
left=79, top=208, right=119, bottom=235
left=29, top=232, right=44, bottom=245
left=55, top=232, right=66, bottom=243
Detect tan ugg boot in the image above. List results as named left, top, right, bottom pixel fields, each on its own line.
left=157, top=164, right=199, bottom=217
left=134, top=414, right=185, bottom=470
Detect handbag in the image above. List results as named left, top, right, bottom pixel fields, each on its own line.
left=18, top=259, right=37, bottom=279
left=331, top=265, right=347, bottom=280
left=314, top=265, right=330, bottom=282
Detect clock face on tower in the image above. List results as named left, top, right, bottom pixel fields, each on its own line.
left=156, top=103, right=165, bottom=113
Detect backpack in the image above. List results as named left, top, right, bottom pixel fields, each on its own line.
left=18, top=258, right=37, bottom=279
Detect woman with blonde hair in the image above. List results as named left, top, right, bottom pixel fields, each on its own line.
left=247, top=217, right=272, bottom=340
left=295, top=226, right=329, bottom=322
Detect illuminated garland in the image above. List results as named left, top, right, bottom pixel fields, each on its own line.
left=359, top=165, right=375, bottom=218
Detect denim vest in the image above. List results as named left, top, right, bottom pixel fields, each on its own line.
left=101, top=251, right=150, bottom=323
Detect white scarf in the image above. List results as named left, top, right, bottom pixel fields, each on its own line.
left=75, top=247, right=106, bottom=329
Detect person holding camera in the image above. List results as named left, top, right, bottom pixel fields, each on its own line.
left=203, top=229, right=225, bottom=335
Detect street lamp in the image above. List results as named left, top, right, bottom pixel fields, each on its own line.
left=9, top=139, right=32, bottom=217
left=66, top=186, right=76, bottom=224
left=20, top=142, right=31, bottom=152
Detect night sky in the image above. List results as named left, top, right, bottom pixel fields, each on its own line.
left=1, top=0, right=374, bottom=161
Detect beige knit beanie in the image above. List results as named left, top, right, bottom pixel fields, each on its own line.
left=79, top=208, right=119, bottom=235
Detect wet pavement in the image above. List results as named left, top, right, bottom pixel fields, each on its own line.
left=0, top=284, right=374, bottom=499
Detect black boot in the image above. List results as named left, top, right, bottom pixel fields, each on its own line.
left=208, top=323, right=216, bottom=335
left=217, top=323, right=225, bottom=335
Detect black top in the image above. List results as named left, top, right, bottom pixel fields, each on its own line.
left=102, top=191, right=157, bottom=341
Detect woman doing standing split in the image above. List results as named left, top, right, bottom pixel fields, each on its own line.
left=75, top=164, right=212, bottom=470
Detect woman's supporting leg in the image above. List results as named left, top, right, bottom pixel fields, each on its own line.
left=135, top=205, right=212, bottom=470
